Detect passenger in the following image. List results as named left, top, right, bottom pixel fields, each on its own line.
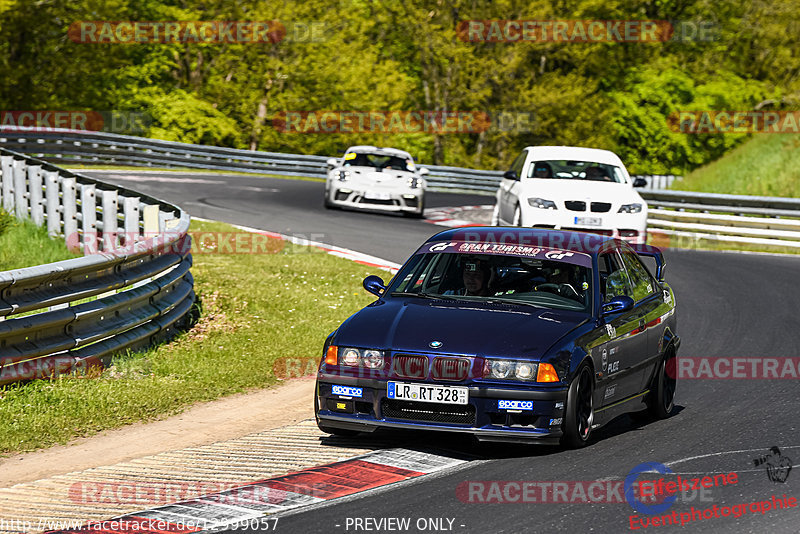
left=585, top=166, right=611, bottom=182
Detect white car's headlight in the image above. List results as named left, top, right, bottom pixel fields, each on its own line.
left=334, top=170, right=351, bottom=182
left=618, top=203, right=643, bottom=213
left=408, top=177, right=421, bottom=189
left=527, top=197, right=557, bottom=210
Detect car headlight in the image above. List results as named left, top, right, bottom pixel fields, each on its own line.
left=362, top=350, right=385, bottom=369
left=408, top=177, right=421, bottom=189
left=618, top=203, right=643, bottom=213
left=338, top=347, right=385, bottom=369
left=527, top=197, right=557, bottom=209
left=334, top=170, right=351, bottom=182
left=484, top=359, right=538, bottom=381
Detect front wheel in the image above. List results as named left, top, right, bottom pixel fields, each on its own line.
left=560, top=364, right=595, bottom=448
left=512, top=204, right=522, bottom=226
left=490, top=204, right=500, bottom=225
left=647, top=349, right=676, bottom=419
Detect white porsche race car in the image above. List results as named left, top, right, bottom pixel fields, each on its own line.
left=491, top=146, right=649, bottom=245
left=324, top=146, right=428, bottom=217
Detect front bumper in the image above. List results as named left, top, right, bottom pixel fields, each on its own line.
left=328, top=183, right=423, bottom=213
left=521, top=209, right=647, bottom=245
left=316, top=376, right=569, bottom=444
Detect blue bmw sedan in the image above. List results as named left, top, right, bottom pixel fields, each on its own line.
left=315, top=228, right=679, bottom=447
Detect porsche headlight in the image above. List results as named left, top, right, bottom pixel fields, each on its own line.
left=527, top=197, right=557, bottom=210
left=334, top=170, right=351, bottom=182
left=618, top=203, right=643, bottom=213
left=408, top=177, right=421, bottom=189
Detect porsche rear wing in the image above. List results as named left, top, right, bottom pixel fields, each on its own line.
left=631, top=244, right=666, bottom=282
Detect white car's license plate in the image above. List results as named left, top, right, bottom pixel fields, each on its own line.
left=574, top=216, right=602, bottom=226
left=364, top=192, right=391, bottom=200
left=387, top=381, right=468, bottom=405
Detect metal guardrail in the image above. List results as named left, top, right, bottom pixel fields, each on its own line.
left=0, top=146, right=195, bottom=385
left=1, top=127, right=797, bottom=249
left=0, top=127, right=672, bottom=190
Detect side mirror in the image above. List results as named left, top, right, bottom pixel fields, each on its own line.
left=418, top=167, right=429, bottom=176
left=503, top=170, right=519, bottom=181
left=363, top=275, right=386, bottom=297
left=633, top=177, right=647, bottom=188
left=601, top=295, right=634, bottom=316
left=326, top=158, right=338, bottom=169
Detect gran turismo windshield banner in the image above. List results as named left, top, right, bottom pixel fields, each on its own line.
left=417, top=241, right=593, bottom=268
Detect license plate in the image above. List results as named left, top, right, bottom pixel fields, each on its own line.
left=574, top=216, right=602, bottom=226
left=364, top=192, right=391, bottom=200
left=387, top=381, right=468, bottom=405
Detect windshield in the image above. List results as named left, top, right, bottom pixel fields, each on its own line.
left=388, top=241, right=593, bottom=312
left=527, top=160, right=625, bottom=183
left=343, top=152, right=413, bottom=171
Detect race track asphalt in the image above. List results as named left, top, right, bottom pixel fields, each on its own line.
left=88, top=170, right=800, bottom=534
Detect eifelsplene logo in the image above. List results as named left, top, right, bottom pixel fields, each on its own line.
left=753, top=447, right=792, bottom=484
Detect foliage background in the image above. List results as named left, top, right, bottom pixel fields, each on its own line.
left=0, top=0, right=797, bottom=173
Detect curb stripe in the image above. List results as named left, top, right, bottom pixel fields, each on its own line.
left=46, top=449, right=467, bottom=534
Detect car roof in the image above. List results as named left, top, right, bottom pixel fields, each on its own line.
left=523, top=146, right=624, bottom=167
left=425, top=227, right=619, bottom=256
left=345, top=146, right=413, bottom=159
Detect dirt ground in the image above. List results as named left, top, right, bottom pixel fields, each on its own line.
left=0, top=379, right=316, bottom=487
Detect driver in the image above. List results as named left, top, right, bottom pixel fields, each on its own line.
left=446, top=257, right=494, bottom=296
left=532, top=162, right=553, bottom=178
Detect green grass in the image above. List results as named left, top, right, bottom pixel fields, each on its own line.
left=0, top=209, right=80, bottom=270
left=0, top=218, right=377, bottom=454
left=671, top=135, right=800, bottom=197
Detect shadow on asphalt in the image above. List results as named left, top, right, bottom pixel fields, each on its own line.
left=317, top=405, right=687, bottom=462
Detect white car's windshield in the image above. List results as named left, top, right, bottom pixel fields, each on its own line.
left=343, top=153, right=413, bottom=171
left=388, top=243, right=593, bottom=313
left=528, top=160, right=624, bottom=183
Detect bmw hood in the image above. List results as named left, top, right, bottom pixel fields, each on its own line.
left=334, top=297, right=589, bottom=359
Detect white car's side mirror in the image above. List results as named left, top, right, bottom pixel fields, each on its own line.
left=418, top=167, right=429, bottom=176
left=326, top=158, right=338, bottom=168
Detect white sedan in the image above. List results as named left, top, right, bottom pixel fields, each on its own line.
left=324, top=146, right=428, bottom=218
left=491, top=146, right=648, bottom=245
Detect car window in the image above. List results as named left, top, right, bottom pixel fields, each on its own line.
left=620, top=250, right=656, bottom=301
left=598, top=251, right=633, bottom=302
left=508, top=150, right=527, bottom=177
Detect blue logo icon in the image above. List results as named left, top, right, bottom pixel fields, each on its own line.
left=429, top=340, right=443, bottom=348
left=625, top=462, right=677, bottom=514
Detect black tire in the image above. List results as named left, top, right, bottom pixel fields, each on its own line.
left=560, top=364, right=595, bottom=448
left=647, top=348, right=677, bottom=419
left=324, top=192, right=336, bottom=209
left=512, top=204, right=522, bottom=226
